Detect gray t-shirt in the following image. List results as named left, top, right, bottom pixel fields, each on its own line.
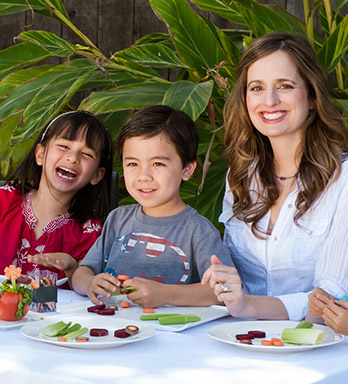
left=81, top=204, right=233, bottom=284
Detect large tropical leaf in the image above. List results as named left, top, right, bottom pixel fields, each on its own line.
left=318, top=14, right=348, bottom=72
left=79, top=82, right=171, bottom=114
left=8, top=59, right=97, bottom=144
left=16, top=30, right=77, bottom=57
left=162, top=80, right=213, bottom=120
left=0, top=0, right=67, bottom=20
left=0, top=42, right=51, bottom=79
left=150, top=0, right=232, bottom=77
left=115, top=43, right=190, bottom=69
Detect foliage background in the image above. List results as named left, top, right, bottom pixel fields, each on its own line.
left=0, top=0, right=347, bottom=231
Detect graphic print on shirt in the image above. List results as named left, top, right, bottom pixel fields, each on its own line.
left=106, top=232, right=190, bottom=284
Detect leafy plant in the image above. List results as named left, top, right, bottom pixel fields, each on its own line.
left=0, top=0, right=347, bottom=229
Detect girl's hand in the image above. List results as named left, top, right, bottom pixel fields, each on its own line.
left=322, top=300, right=348, bottom=335
left=87, top=273, right=120, bottom=305
left=201, top=255, right=245, bottom=317
left=308, top=288, right=335, bottom=317
left=28, top=253, right=77, bottom=272
left=124, top=277, right=166, bottom=308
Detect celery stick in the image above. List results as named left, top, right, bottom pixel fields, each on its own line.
left=59, top=323, right=81, bottom=336
left=281, top=328, right=326, bottom=345
left=63, top=327, right=89, bottom=340
left=295, top=320, right=313, bottom=329
left=159, top=315, right=201, bottom=325
left=140, top=313, right=180, bottom=321
left=40, top=321, right=71, bottom=337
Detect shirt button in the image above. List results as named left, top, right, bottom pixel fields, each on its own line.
left=274, top=236, right=278, bottom=241
left=288, top=204, right=293, bottom=208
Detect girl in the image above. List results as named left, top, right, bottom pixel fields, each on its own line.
left=0, top=111, right=113, bottom=287
left=202, top=32, right=348, bottom=321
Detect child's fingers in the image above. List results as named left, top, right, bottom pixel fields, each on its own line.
left=334, top=299, right=348, bottom=310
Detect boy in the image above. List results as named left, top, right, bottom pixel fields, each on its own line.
left=72, top=105, right=233, bottom=308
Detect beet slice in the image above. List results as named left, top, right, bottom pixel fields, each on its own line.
left=97, top=308, right=115, bottom=315
left=125, top=325, right=139, bottom=336
left=90, top=328, right=109, bottom=337
left=248, top=330, right=266, bottom=338
left=236, top=333, right=254, bottom=340
left=114, top=328, right=130, bottom=338
left=87, top=304, right=106, bottom=313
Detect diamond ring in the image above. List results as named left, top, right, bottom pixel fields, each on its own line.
left=221, top=282, right=229, bottom=292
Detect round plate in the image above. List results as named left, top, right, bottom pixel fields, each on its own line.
left=21, top=315, right=155, bottom=349
left=208, top=320, right=345, bottom=352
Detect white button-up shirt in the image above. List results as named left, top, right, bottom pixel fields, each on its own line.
left=219, top=161, right=348, bottom=320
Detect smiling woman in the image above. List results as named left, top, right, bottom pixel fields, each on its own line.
left=202, top=32, right=348, bottom=322
left=0, top=111, right=113, bottom=287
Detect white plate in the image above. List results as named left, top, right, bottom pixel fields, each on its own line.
left=57, top=299, right=229, bottom=332
left=208, top=320, right=345, bottom=352
left=21, top=315, right=155, bottom=349
left=0, top=275, right=7, bottom=284
left=0, top=311, right=46, bottom=330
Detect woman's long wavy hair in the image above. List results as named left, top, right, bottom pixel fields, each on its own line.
left=9, top=111, right=113, bottom=223
left=223, top=32, right=347, bottom=237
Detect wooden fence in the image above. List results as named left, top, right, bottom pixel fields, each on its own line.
left=0, top=0, right=309, bottom=56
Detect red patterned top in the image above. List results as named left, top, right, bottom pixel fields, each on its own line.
left=0, top=186, right=102, bottom=288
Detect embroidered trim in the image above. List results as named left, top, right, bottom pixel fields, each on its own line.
left=22, top=191, right=71, bottom=233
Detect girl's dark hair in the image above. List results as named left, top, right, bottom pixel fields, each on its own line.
left=10, top=111, right=113, bottom=223
left=117, top=105, right=198, bottom=166
left=223, top=32, right=348, bottom=237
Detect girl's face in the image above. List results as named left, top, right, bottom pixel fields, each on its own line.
left=246, top=50, right=311, bottom=145
left=122, top=134, right=195, bottom=217
left=35, top=132, right=105, bottom=199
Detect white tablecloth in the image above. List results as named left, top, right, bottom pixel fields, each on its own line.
left=1, top=289, right=347, bottom=384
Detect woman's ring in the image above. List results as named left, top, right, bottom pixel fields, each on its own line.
left=221, top=282, right=229, bottom=292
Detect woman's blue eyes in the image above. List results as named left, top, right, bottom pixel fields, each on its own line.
left=249, top=84, right=293, bottom=92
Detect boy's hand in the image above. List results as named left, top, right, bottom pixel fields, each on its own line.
left=322, top=300, right=348, bottom=335
left=201, top=255, right=245, bottom=317
left=123, top=277, right=166, bottom=308
left=308, top=288, right=335, bottom=317
left=87, top=273, right=120, bottom=305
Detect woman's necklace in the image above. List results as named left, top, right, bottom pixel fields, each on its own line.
left=274, top=173, right=298, bottom=181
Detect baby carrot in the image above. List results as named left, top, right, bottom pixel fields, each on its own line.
left=261, top=339, right=273, bottom=346
left=120, top=301, right=130, bottom=308
left=272, top=340, right=284, bottom=346
left=143, top=308, right=155, bottom=313
left=271, top=337, right=282, bottom=343
left=117, top=275, right=129, bottom=282
left=57, top=337, right=67, bottom=342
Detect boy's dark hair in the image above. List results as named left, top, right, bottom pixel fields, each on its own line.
left=10, top=111, right=113, bottom=223
left=117, top=105, right=198, bottom=166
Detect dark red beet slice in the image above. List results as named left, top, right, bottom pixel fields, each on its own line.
left=97, top=308, right=115, bottom=315
left=236, top=333, right=255, bottom=340
left=87, top=304, right=106, bottom=313
left=125, top=325, right=139, bottom=336
left=248, top=330, right=266, bottom=338
left=90, top=328, right=109, bottom=337
left=114, top=328, right=130, bottom=338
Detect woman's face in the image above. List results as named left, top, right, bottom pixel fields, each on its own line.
left=246, top=50, right=311, bottom=144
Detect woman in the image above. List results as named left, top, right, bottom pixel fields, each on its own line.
left=202, top=32, right=348, bottom=321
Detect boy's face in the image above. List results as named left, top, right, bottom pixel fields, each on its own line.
left=122, top=134, right=196, bottom=217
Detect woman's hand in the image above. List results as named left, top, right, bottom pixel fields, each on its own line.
left=308, top=288, right=335, bottom=317
left=28, top=252, right=77, bottom=271
left=201, top=255, right=245, bottom=317
left=322, top=300, right=348, bottom=335
left=124, top=277, right=166, bottom=308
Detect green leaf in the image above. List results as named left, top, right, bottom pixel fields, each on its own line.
left=190, top=0, right=245, bottom=25
left=16, top=30, right=77, bottom=57
left=150, top=0, right=232, bottom=77
left=115, top=43, right=190, bottom=69
left=0, top=0, right=67, bottom=20
left=318, top=14, right=348, bottom=72
left=79, top=82, right=171, bottom=114
left=134, top=33, right=176, bottom=50
left=8, top=60, right=97, bottom=144
left=0, top=42, right=51, bottom=79
left=162, top=80, right=213, bottom=121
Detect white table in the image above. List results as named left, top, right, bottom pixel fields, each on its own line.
left=1, top=289, right=347, bottom=384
